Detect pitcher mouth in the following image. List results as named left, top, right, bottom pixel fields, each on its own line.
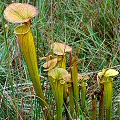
left=14, top=24, right=30, bottom=35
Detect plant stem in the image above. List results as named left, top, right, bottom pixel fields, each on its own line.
left=81, top=83, right=86, bottom=111
left=99, top=84, right=104, bottom=120
left=68, top=85, right=74, bottom=119
left=92, top=94, right=97, bottom=120
left=56, top=82, right=63, bottom=120
left=71, top=62, right=78, bottom=118
left=104, top=81, right=113, bottom=120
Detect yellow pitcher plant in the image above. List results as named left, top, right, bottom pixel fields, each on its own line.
left=4, top=3, right=51, bottom=119
left=48, top=67, right=68, bottom=120
left=98, top=69, right=119, bottom=120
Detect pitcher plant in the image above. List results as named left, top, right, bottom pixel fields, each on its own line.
left=98, top=69, right=119, bottom=120
left=4, top=3, right=51, bottom=119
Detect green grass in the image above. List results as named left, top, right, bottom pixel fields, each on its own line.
left=0, top=0, right=120, bottom=119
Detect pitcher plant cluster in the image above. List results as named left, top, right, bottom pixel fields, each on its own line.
left=4, top=3, right=119, bottom=120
